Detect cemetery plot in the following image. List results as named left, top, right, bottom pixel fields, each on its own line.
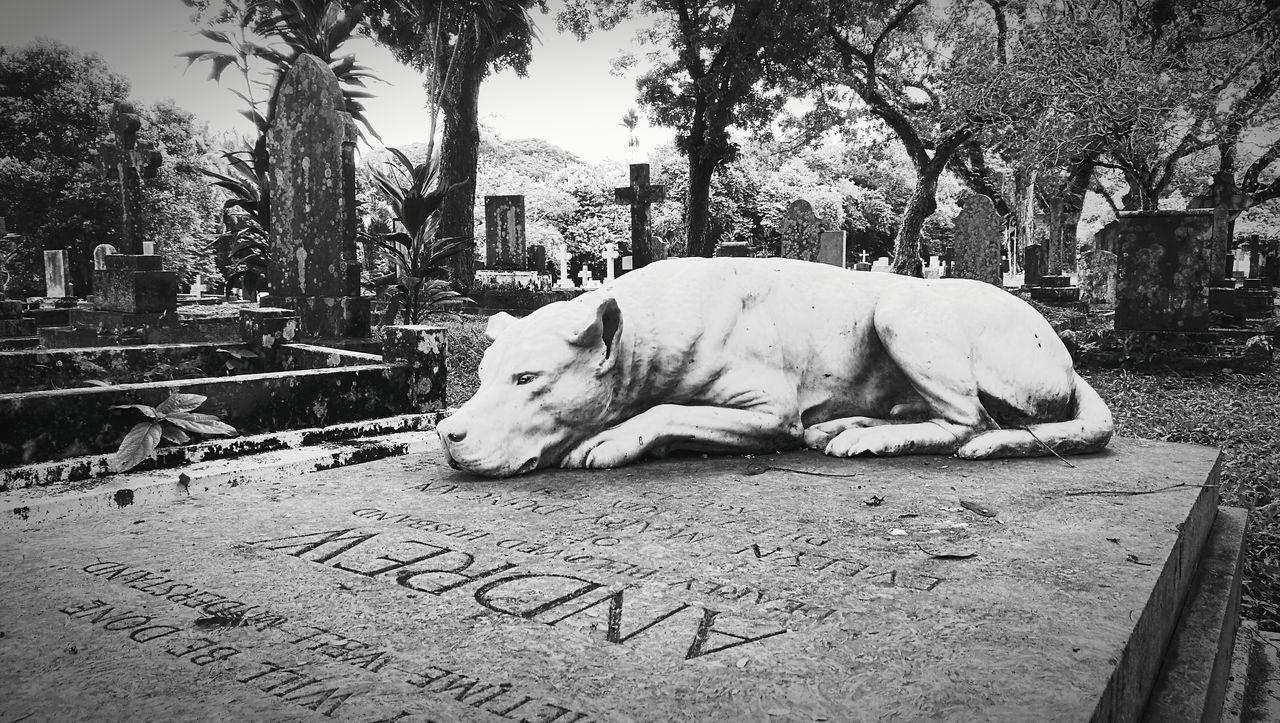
left=1, top=438, right=1227, bottom=721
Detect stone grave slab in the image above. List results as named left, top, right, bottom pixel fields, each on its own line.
left=1, top=438, right=1224, bottom=722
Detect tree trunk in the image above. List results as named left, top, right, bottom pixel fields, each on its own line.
left=438, top=37, right=487, bottom=290
left=892, top=166, right=941, bottom=277
left=686, top=154, right=718, bottom=258
left=1012, top=167, right=1037, bottom=273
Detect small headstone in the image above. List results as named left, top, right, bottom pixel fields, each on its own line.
left=92, top=244, right=118, bottom=271
left=951, top=194, right=1002, bottom=285
left=142, top=241, right=156, bottom=256
left=716, top=241, right=751, bottom=258
left=43, top=250, right=69, bottom=298
left=817, top=231, right=847, bottom=268
left=923, top=267, right=941, bottom=279
left=484, top=195, right=527, bottom=271
left=853, top=262, right=872, bottom=272
left=1024, top=245, right=1044, bottom=286
left=613, top=164, right=666, bottom=269
left=576, top=266, right=593, bottom=289
left=1080, top=250, right=1118, bottom=306
left=780, top=200, right=825, bottom=262
left=93, top=254, right=178, bottom=314
left=621, top=256, right=634, bottom=271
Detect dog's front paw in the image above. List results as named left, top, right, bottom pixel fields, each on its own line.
left=561, top=430, right=647, bottom=469
left=824, top=427, right=904, bottom=457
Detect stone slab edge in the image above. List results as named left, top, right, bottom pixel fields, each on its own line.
left=1220, top=622, right=1280, bottom=722
left=1092, top=454, right=1222, bottom=723
left=1143, top=506, right=1248, bottom=722
left=1, top=430, right=436, bottom=531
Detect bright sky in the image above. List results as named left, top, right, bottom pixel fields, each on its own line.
left=0, top=0, right=673, bottom=162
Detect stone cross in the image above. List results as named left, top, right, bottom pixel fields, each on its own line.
left=951, top=194, right=1003, bottom=286
left=557, top=255, right=574, bottom=289
left=576, top=266, right=593, bottom=288
left=859, top=250, right=871, bottom=264
left=614, top=164, right=666, bottom=270
left=92, top=244, right=118, bottom=271
left=601, top=242, right=620, bottom=283
left=96, top=101, right=161, bottom=255
left=190, top=274, right=206, bottom=298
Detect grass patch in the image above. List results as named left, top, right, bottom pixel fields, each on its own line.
left=436, top=313, right=1279, bottom=630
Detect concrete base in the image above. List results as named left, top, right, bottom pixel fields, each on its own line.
left=0, top=437, right=1242, bottom=722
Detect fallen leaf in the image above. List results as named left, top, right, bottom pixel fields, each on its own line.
left=959, top=499, right=998, bottom=517
left=1106, top=537, right=1120, bottom=544
left=864, top=496, right=885, bottom=506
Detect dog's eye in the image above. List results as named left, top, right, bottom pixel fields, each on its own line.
left=515, top=373, right=537, bottom=386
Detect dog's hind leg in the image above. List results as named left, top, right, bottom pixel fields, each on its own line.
left=822, top=287, right=994, bottom=458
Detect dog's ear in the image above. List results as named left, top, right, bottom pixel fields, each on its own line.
left=568, top=296, right=622, bottom=361
left=484, top=312, right=517, bottom=340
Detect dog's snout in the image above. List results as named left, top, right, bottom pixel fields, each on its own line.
left=437, top=418, right=466, bottom=444
left=446, top=429, right=466, bottom=443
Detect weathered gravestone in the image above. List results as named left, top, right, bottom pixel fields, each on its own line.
left=779, top=200, right=826, bottom=263
left=1188, top=172, right=1252, bottom=286
left=951, top=195, right=1002, bottom=286
left=613, top=165, right=666, bottom=270
left=0, top=437, right=1243, bottom=722
left=262, top=54, right=370, bottom=339
left=92, top=254, right=178, bottom=315
left=816, top=230, right=847, bottom=268
left=484, top=196, right=527, bottom=270
left=1080, top=249, right=1118, bottom=306
left=42, top=249, right=71, bottom=299
left=92, top=244, right=118, bottom=271
left=528, top=245, right=547, bottom=274
left=1045, top=198, right=1080, bottom=276
left=1114, top=210, right=1216, bottom=332
left=715, top=241, right=751, bottom=258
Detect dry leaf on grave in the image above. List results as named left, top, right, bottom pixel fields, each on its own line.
left=959, top=499, right=998, bottom=517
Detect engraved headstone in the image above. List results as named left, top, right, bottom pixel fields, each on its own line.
left=1080, top=250, right=1118, bottom=306
left=817, top=230, right=847, bottom=268
left=43, top=249, right=69, bottom=298
left=0, top=438, right=1232, bottom=722
left=613, top=164, right=666, bottom=269
left=484, top=195, right=527, bottom=270
left=263, top=54, right=369, bottom=338
left=779, top=200, right=826, bottom=263
left=952, top=194, right=1002, bottom=285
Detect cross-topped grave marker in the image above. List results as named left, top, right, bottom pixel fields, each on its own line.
left=601, top=242, right=620, bottom=284
left=614, top=164, right=666, bottom=270
left=96, top=102, right=161, bottom=255
left=576, top=266, right=593, bottom=288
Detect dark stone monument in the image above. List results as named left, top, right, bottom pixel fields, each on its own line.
left=817, top=230, right=847, bottom=268
left=96, top=102, right=162, bottom=256
left=1080, top=249, right=1118, bottom=306
left=613, top=164, right=666, bottom=270
left=1114, top=210, right=1215, bottom=332
left=779, top=200, right=826, bottom=263
left=527, top=244, right=547, bottom=274
left=1045, top=198, right=1079, bottom=276
left=484, top=195, right=527, bottom=270
left=952, top=194, right=1002, bottom=285
left=262, top=54, right=369, bottom=339
left=1188, top=172, right=1251, bottom=286
left=715, top=241, right=751, bottom=258
left=1023, top=244, right=1044, bottom=286
left=92, top=254, right=178, bottom=315
left=0, top=298, right=35, bottom=339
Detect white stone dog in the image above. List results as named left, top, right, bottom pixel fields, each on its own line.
left=437, top=257, right=1113, bottom=477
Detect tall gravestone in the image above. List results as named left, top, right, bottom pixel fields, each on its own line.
left=613, top=164, right=666, bottom=270
left=1114, top=210, right=1215, bottom=331
left=1188, top=172, right=1251, bottom=286
left=42, top=250, right=70, bottom=299
left=1023, top=245, right=1044, bottom=286
left=780, top=200, right=826, bottom=262
left=484, top=196, right=527, bottom=270
left=263, top=54, right=369, bottom=338
left=1045, top=198, right=1080, bottom=276
left=951, top=195, right=1003, bottom=285
left=817, top=230, right=847, bottom=268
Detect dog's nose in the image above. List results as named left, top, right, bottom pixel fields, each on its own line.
left=437, top=418, right=466, bottom=444
left=447, top=430, right=466, bottom=443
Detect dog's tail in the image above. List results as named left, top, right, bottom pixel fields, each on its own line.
left=956, top=373, right=1114, bottom=459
